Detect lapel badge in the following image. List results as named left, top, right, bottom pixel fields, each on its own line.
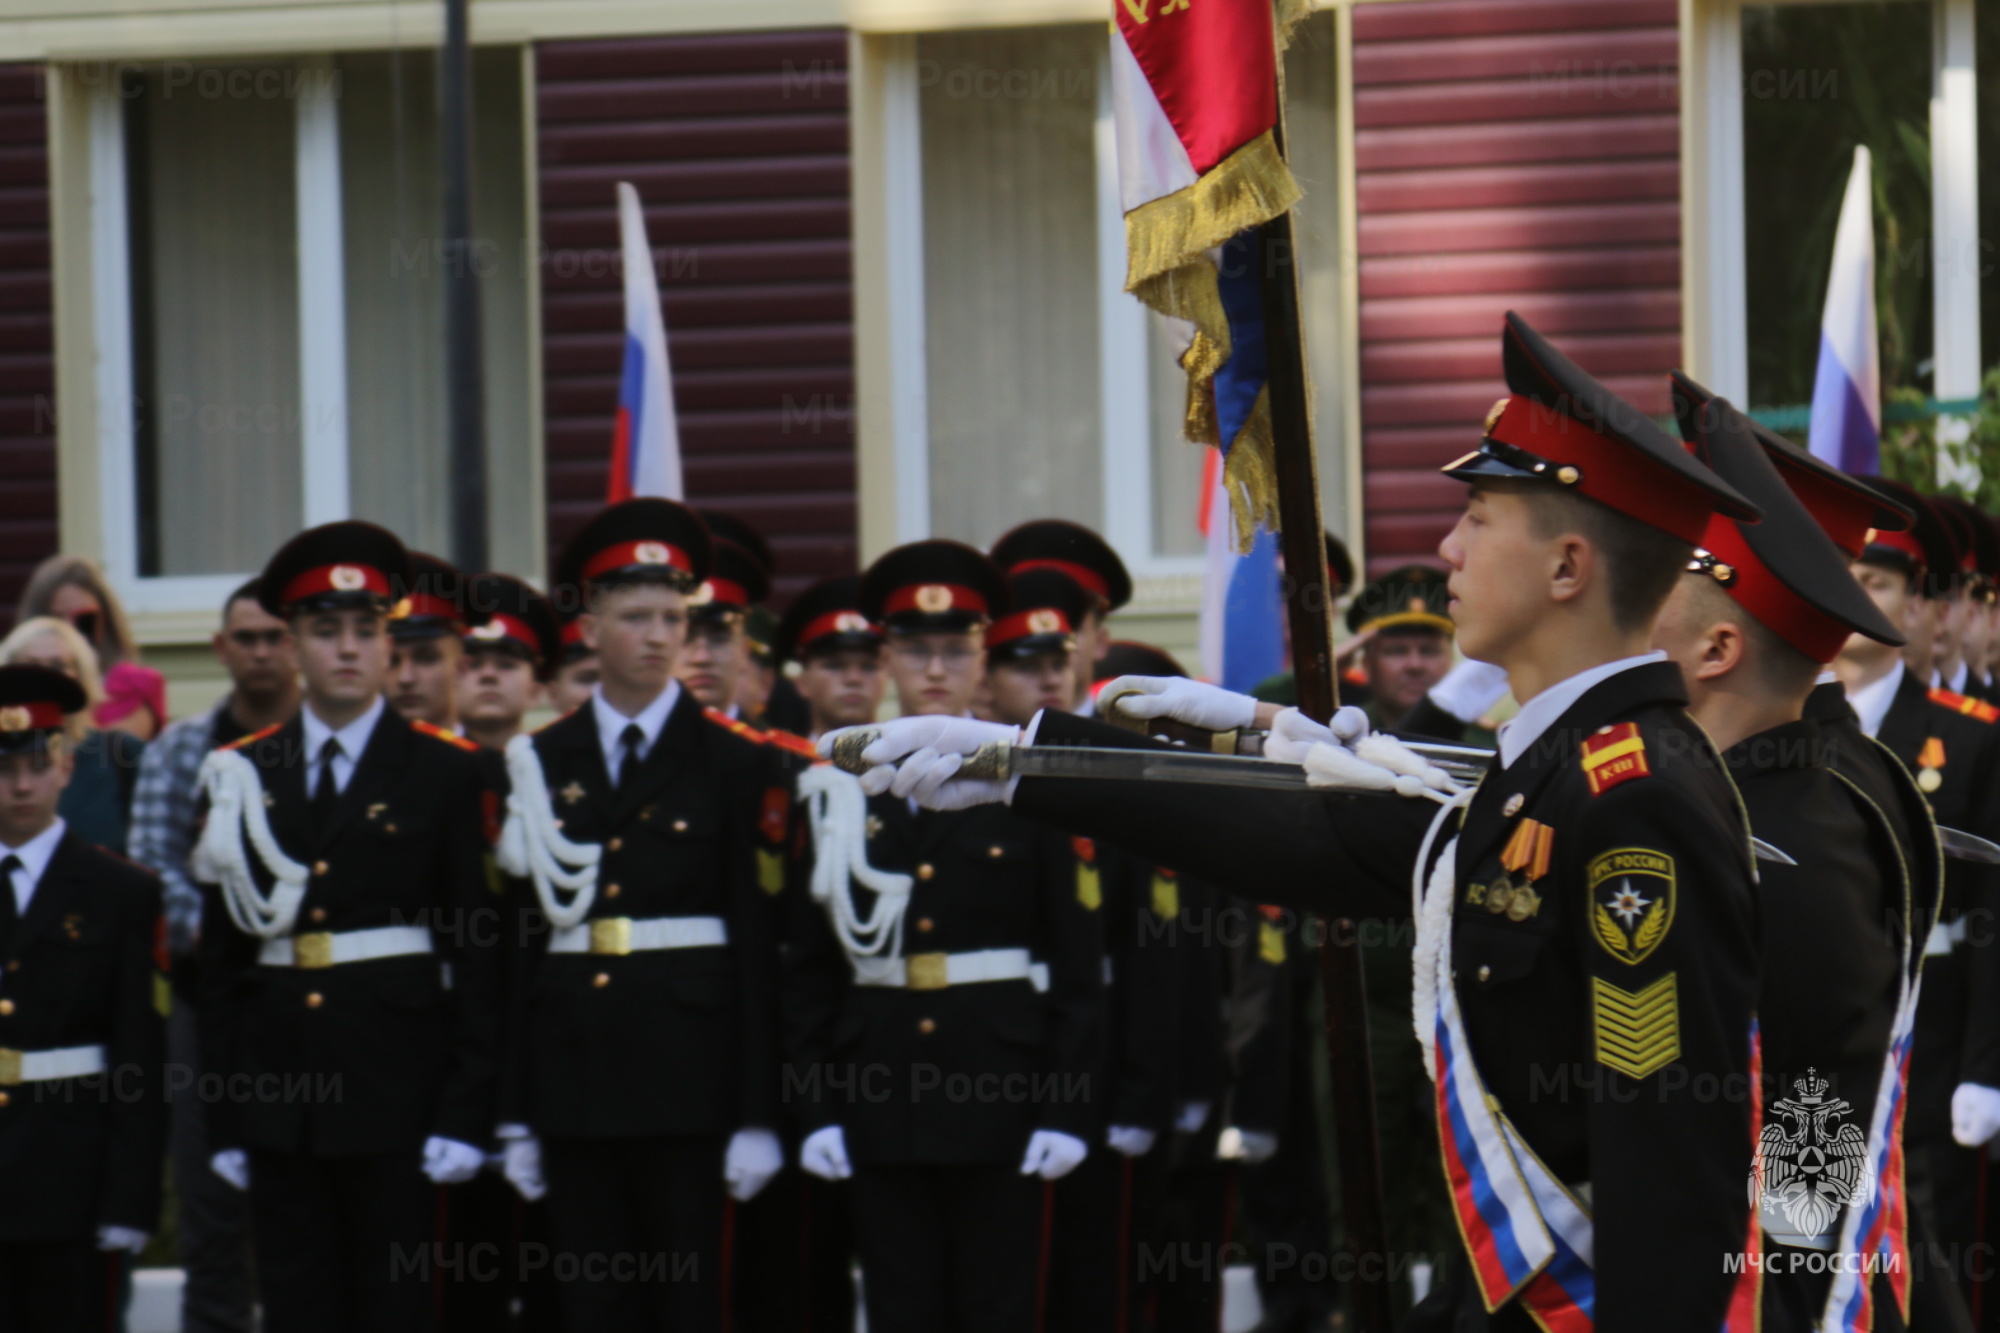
left=366, top=803, right=387, bottom=821
left=865, top=814, right=884, bottom=840
left=559, top=780, right=588, bottom=806
left=1501, top=793, right=1524, bottom=817
left=61, top=913, right=85, bottom=941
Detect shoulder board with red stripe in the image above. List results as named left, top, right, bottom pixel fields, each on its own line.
left=221, top=723, right=282, bottom=751
left=703, top=708, right=767, bottom=744
left=1579, top=721, right=1650, bottom=796
left=413, top=719, right=480, bottom=752
left=1928, top=687, right=2000, bottom=723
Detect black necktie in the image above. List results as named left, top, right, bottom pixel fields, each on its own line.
left=310, top=739, right=342, bottom=826
left=0, top=854, right=20, bottom=953
left=617, top=724, right=645, bottom=792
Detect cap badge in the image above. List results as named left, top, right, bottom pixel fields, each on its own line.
left=915, top=585, right=954, bottom=614
left=1027, top=609, right=1062, bottom=634
left=687, top=582, right=716, bottom=606
left=634, top=541, right=670, bottom=566
left=834, top=611, right=871, bottom=633
left=470, top=622, right=507, bottom=640
left=0, top=706, right=29, bottom=732
left=329, top=565, right=367, bottom=591
left=1407, top=596, right=1425, bottom=614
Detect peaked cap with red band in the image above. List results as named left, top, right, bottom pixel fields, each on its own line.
left=391, top=552, right=487, bottom=641
left=555, top=608, right=592, bottom=665
left=1443, top=313, right=1759, bottom=543
left=697, top=509, right=775, bottom=582
left=1858, top=476, right=1960, bottom=594
left=990, top=568, right=1092, bottom=659
left=775, top=575, right=881, bottom=664
left=860, top=540, right=1011, bottom=631
left=554, top=497, right=713, bottom=605
left=990, top=519, right=1133, bottom=613
left=462, top=572, right=560, bottom=678
left=1678, top=392, right=1901, bottom=662
left=689, top=540, right=772, bottom=622
left=258, top=519, right=411, bottom=618
left=0, top=663, right=86, bottom=754
left=1931, top=493, right=1999, bottom=587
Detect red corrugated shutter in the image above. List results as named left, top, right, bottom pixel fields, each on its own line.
left=536, top=32, right=854, bottom=602
left=1352, top=0, right=1681, bottom=568
left=0, top=65, right=53, bottom=629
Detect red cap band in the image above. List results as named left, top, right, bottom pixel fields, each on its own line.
left=1698, top=515, right=1853, bottom=663
left=1771, top=458, right=1887, bottom=558
left=1488, top=395, right=1716, bottom=545
left=580, top=540, right=693, bottom=585
left=1008, top=558, right=1108, bottom=601
left=988, top=607, right=1074, bottom=648
left=798, top=609, right=879, bottom=649
left=282, top=563, right=391, bottom=607
left=0, top=701, right=65, bottom=732
left=693, top=578, right=750, bottom=610
left=466, top=613, right=541, bottom=654
left=394, top=591, right=462, bottom=624
left=559, top=619, right=587, bottom=647
left=882, top=583, right=989, bottom=618
left=1865, top=526, right=1926, bottom=568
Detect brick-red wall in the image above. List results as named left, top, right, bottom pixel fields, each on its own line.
left=1353, top=0, right=1682, bottom=570
left=0, top=65, right=54, bottom=629
left=536, top=32, right=856, bottom=603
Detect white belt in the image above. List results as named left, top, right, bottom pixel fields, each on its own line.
left=855, top=947, right=1050, bottom=993
left=1926, top=917, right=1969, bottom=957
left=549, top=915, right=728, bottom=957
left=0, top=1043, right=106, bottom=1085
left=259, top=925, right=433, bottom=969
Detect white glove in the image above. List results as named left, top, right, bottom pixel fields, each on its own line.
left=1263, top=705, right=1369, bottom=763
left=1952, top=1083, right=2000, bottom=1147
left=725, top=1128, right=784, bottom=1201
left=1426, top=658, right=1510, bottom=724
left=422, top=1136, right=487, bottom=1185
left=1099, top=675, right=1258, bottom=733
left=210, top=1149, right=250, bottom=1192
left=1232, top=1128, right=1280, bottom=1164
left=503, top=1136, right=547, bottom=1201
left=833, top=716, right=1020, bottom=767
left=800, top=1125, right=853, bottom=1181
left=1175, top=1100, right=1212, bottom=1134
left=96, top=1225, right=149, bottom=1253
left=1107, top=1125, right=1157, bottom=1157
left=1020, top=1129, right=1089, bottom=1180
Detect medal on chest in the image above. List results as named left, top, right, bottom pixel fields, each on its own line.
left=1467, top=817, right=1553, bottom=922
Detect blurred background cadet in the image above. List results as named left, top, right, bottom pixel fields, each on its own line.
left=0, top=615, right=146, bottom=854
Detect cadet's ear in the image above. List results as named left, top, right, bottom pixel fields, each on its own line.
left=1545, top=531, right=1595, bottom=607
left=1690, top=619, right=1746, bottom=682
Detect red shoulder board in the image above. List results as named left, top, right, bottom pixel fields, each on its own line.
left=1580, top=722, right=1650, bottom=796
left=1072, top=835, right=1096, bottom=863
left=703, top=707, right=766, bottom=743
left=764, top=729, right=821, bottom=760
left=760, top=786, right=789, bottom=844
left=413, top=719, right=479, bottom=752
left=1929, top=687, right=2000, bottom=723
left=222, top=722, right=282, bottom=751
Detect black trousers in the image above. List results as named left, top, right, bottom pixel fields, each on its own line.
left=169, top=989, right=256, bottom=1333
left=1047, top=1147, right=1155, bottom=1332
left=850, top=1162, right=1046, bottom=1333
left=246, top=1147, right=439, bottom=1333
left=731, top=1164, right=855, bottom=1333
left=0, top=1238, right=124, bottom=1332
left=542, top=1133, right=726, bottom=1332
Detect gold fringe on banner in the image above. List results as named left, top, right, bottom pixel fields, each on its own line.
left=1222, top=388, right=1282, bottom=553
left=1123, top=130, right=1299, bottom=293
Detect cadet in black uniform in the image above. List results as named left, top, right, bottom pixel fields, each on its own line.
left=386, top=551, right=478, bottom=731
left=0, top=665, right=167, bottom=1330
left=851, top=313, right=1767, bottom=1331
left=459, top=572, right=559, bottom=752
left=776, top=575, right=886, bottom=742
left=494, top=497, right=784, bottom=1331
left=193, top=522, right=501, bottom=1333
left=785, top=540, right=1106, bottom=1333
left=676, top=539, right=771, bottom=717
left=991, top=519, right=1133, bottom=715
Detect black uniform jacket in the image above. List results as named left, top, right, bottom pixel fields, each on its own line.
left=1870, top=669, right=2000, bottom=1136
left=504, top=691, right=783, bottom=1140
left=196, top=711, right=500, bottom=1157
left=783, top=793, right=1106, bottom=1166
left=1097, top=846, right=1179, bottom=1134
left=1011, top=661, right=1759, bottom=1332
left=0, top=832, right=166, bottom=1241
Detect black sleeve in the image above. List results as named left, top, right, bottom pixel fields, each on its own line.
left=1955, top=728, right=2000, bottom=1088
left=194, top=878, right=259, bottom=1153
left=726, top=744, right=786, bottom=1130
left=778, top=809, right=853, bottom=1137
left=1108, top=856, right=1180, bottom=1132
left=99, top=870, right=169, bottom=1233
left=429, top=747, right=506, bottom=1146
left=1036, top=829, right=1107, bottom=1141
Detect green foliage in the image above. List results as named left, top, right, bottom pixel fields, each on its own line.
left=1879, top=368, right=2000, bottom=508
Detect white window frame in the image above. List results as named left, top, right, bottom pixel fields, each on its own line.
left=88, top=64, right=350, bottom=617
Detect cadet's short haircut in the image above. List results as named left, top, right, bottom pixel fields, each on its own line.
left=1680, top=573, right=1822, bottom=700
left=223, top=578, right=262, bottom=621
left=1517, top=485, right=1692, bottom=634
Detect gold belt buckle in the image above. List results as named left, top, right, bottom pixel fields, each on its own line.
left=905, top=952, right=948, bottom=990
left=0, top=1047, right=20, bottom=1085
left=591, top=918, right=633, bottom=957
left=293, top=933, right=335, bottom=970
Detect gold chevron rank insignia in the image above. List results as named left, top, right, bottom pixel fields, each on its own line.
left=1591, top=972, right=1680, bottom=1080
left=1587, top=848, right=1675, bottom=965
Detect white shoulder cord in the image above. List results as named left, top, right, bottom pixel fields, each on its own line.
left=495, top=732, right=602, bottom=930
left=191, top=748, right=310, bottom=941
left=796, top=764, right=914, bottom=985
left=1411, top=788, right=1476, bottom=1079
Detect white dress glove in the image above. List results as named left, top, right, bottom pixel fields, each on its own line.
left=1106, top=1125, right=1158, bottom=1158
left=1952, top=1082, right=2000, bottom=1147
left=502, top=1136, right=547, bottom=1201
left=1098, top=675, right=1258, bottom=733
left=96, top=1225, right=149, bottom=1253
left=725, top=1128, right=785, bottom=1201
left=210, top=1148, right=250, bottom=1192
left=799, top=1125, right=853, bottom=1181
left=1020, top=1129, right=1089, bottom=1180
left=422, top=1136, right=487, bottom=1185
left=1262, top=705, right=1369, bottom=763
left=1175, top=1100, right=1212, bottom=1134
left=825, top=717, right=1022, bottom=810
left=1426, top=658, right=1511, bottom=724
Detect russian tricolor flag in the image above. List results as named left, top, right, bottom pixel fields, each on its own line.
left=1808, top=146, right=1880, bottom=475
left=607, top=182, right=683, bottom=502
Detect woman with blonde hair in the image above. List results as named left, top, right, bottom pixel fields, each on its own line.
left=0, top=615, right=147, bottom=852
left=17, top=554, right=166, bottom=739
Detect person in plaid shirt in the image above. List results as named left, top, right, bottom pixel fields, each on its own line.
left=127, top=578, right=297, bottom=1333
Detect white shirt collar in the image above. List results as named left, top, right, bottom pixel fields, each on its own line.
left=1946, top=661, right=1969, bottom=695
left=1, top=816, right=67, bottom=913
left=1845, top=659, right=1905, bottom=739
left=1495, top=652, right=1666, bottom=770
left=593, top=680, right=682, bottom=777
left=301, top=695, right=384, bottom=792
